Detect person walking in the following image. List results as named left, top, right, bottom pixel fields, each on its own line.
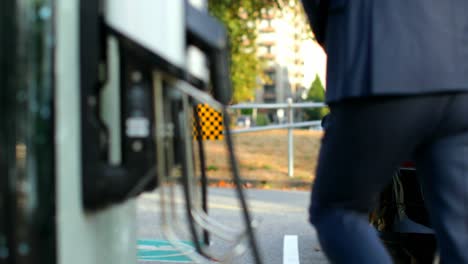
left=301, top=1, right=468, bottom=263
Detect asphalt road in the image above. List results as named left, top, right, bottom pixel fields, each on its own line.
left=136, top=186, right=329, bottom=264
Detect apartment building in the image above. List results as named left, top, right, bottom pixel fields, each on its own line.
left=255, top=0, right=326, bottom=103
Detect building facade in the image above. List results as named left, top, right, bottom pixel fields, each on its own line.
left=255, top=0, right=326, bottom=104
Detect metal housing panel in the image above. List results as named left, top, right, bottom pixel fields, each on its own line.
left=55, top=1, right=137, bottom=264
left=105, top=0, right=185, bottom=68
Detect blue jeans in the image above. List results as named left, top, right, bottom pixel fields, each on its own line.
left=310, top=94, right=468, bottom=263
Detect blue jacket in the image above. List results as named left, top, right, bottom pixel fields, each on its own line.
left=302, top=0, right=468, bottom=103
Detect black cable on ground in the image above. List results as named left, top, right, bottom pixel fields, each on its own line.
left=222, top=107, right=264, bottom=264
left=178, top=109, right=219, bottom=262
left=192, top=104, right=210, bottom=246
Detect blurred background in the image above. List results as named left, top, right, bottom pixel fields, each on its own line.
left=205, top=0, right=327, bottom=185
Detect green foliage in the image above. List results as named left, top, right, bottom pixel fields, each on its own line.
left=206, top=165, right=219, bottom=171
left=208, top=0, right=280, bottom=103
left=256, top=113, right=270, bottom=126
left=304, top=74, right=329, bottom=121
left=241, top=108, right=253, bottom=115
left=308, top=74, right=325, bottom=101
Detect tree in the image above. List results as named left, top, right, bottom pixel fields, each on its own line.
left=208, top=0, right=280, bottom=103
left=304, top=74, right=329, bottom=121
left=308, top=74, right=324, bottom=100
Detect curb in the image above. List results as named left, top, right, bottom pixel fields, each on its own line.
left=206, top=178, right=312, bottom=191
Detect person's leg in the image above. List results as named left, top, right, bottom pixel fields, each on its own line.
left=309, top=96, right=448, bottom=263
left=415, top=95, right=468, bottom=263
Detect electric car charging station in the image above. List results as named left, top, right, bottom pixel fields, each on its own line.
left=0, top=0, right=263, bottom=263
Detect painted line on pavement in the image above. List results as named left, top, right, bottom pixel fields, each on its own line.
left=283, top=235, right=300, bottom=264
left=137, top=239, right=194, bottom=262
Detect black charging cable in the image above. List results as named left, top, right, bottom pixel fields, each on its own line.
left=222, top=106, right=264, bottom=264
left=192, top=104, right=211, bottom=246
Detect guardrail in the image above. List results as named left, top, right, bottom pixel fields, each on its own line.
left=228, top=98, right=327, bottom=177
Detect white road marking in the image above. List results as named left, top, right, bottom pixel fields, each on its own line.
left=283, top=235, right=300, bottom=264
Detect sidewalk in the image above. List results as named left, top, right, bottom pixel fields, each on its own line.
left=207, top=177, right=312, bottom=191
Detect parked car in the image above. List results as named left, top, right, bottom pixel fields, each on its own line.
left=236, top=115, right=251, bottom=128
left=309, top=124, right=324, bottom=131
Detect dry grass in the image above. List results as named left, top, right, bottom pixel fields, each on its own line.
left=196, top=129, right=323, bottom=183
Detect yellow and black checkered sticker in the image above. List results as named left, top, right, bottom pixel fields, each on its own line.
left=193, top=104, right=224, bottom=140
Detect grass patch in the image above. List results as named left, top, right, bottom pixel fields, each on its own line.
left=200, top=130, right=323, bottom=183
left=206, top=165, right=219, bottom=171
left=247, top=165, right=257, bottom=171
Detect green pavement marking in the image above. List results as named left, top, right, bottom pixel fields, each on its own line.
left=137, top=239, right=195, bottom=262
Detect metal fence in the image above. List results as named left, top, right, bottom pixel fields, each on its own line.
left=228, top=99, right=327, bottom=177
